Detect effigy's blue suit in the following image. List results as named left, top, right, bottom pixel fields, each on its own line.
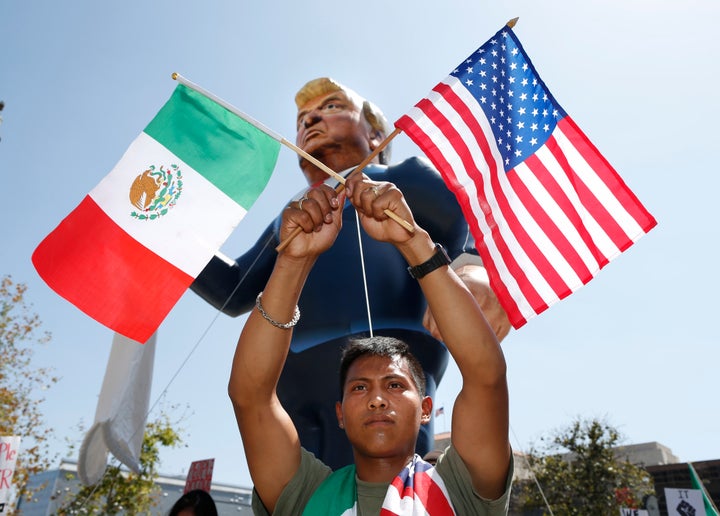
left=191, top=157, right=477, bottom=470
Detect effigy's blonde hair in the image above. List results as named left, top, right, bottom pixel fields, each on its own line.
left=295, top=77, right=392, bottom=164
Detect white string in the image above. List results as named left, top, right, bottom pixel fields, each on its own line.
left=354, top=210, right=374, bottom=337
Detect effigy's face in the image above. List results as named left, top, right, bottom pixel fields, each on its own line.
left=295, top=90, right=374, bottom=166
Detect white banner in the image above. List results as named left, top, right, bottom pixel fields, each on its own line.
left=0, top=436, right=22, bottom=514
left=620, top=508, right=649, bottom=516
left=664, top=488, right=707, bottom=516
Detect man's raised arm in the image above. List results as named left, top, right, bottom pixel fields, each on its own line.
left=228, top=185, right=343, bottom=512
left=414, top=246, right=510, bottom=499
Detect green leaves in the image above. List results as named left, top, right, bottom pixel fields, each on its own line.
left=517, top=417, right=655, bottom=515
left=0, top=275, right=57, bottom=508
left=56, top=414, right=184, bottom=515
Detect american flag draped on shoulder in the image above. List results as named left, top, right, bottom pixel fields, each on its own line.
left=380, top=455, right=455, bottom=515
left=395, top=24, right=657, bottom=328
left=301, top=454, right=454, bottom=515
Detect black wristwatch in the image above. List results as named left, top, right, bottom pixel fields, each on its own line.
left=407, top=243, right=452, bottom=279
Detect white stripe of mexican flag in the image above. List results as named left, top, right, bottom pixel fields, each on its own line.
left=90, top=132, right=247, bottom=277
left=32, top=84, right=280, bottom=343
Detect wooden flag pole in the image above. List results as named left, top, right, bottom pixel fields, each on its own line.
left=506, top=17, right=519, bottom=28
left=275, top=127, right=404, bottom=252
left=345, top=127, right=402, bottom=186
left=172, top=73, right=412, bottom=251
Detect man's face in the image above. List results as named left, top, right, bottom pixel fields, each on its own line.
left=335, top=354, right=431, bottom=459
left=295, top=89, right=378, bottom=182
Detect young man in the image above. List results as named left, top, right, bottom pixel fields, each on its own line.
left=195, top=78, right=510, bottom=470
left=229, top=172, right=512, bottom=514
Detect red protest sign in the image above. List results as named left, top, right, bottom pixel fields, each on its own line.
left=0, top=436, right=21, bottom=513
left=183, top=458, right=214, bottom=494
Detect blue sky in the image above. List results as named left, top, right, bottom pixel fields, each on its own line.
left=2, top=0, right=718, bottom=488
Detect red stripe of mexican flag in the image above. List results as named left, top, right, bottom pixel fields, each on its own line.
left=32, top=84, right=280, bottom=343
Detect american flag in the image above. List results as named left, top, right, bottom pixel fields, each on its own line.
left=395, top=24, right=656, bottom=328
left=381, top=455, right=455, bottom=515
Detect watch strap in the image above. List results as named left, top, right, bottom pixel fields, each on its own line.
left=407, top=243, right=452, bottom=279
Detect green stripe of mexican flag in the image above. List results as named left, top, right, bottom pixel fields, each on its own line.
left=145, top=84, right=279, bottom=208
left=32, top=83, right=280, bottom=343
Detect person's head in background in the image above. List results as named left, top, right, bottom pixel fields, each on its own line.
left=168, top=489, right=218, bottom=516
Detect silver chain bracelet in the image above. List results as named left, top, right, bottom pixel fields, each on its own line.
left=255, top=292, right=300, bottom=329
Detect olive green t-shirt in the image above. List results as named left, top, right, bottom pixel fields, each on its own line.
left=251, top=446, right=513, bottom=515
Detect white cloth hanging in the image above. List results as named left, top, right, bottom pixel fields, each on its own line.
left=77, top=332, right=156, bottom=485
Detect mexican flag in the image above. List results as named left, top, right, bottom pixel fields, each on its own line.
left=32, top=83, right=280, bottom=343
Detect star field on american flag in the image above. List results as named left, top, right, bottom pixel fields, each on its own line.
left=450, top=30, right=566, bottom=172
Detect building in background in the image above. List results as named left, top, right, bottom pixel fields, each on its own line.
left=430, top=433, right=717, bottom=516
left=646, top=460, right=720, bottom=516
left=16, top=439, right=719, bottom=515
left=16, top=460, right=252, bottom=515
left=614, top=442, right=680, bottom=467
